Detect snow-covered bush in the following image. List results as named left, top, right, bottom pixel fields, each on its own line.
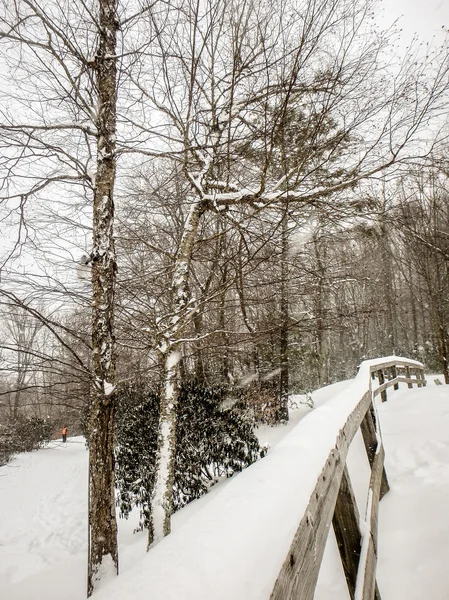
left=0, top=416, right=54, bottom=466
left=115, top=380, right=262, bottom=531
left=0, top=423, right=16, bottom=466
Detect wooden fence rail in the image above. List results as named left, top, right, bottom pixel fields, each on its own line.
left=271, top=356, right=426, bottom=600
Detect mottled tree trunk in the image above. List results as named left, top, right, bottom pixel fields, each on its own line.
left=149, top=198, right=205, bottom=547
left=87, top=0, right=119, bottom=595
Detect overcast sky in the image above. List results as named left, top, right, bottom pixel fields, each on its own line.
left=380, top=0, right=448, bottom=48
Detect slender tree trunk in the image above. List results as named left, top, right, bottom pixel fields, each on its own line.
left=87, top=0, right=119, bottom=595
left=408, top=262, right=419, bottom=349
left=278, top=208, right=289, bottom=422
left=149, top=198, right=205, bottom=547
left=313, top=231, right=326, bottom=386
left=193, top=310, right=205, bottom=383
left=437, top=322, right=449, bottom=384
left=219, top=264, right=230, bottom=383
left=379, top=212, right=397, bottom=354
left=13, top=388, right=21, bottom=419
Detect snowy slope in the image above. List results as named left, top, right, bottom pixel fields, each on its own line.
left=0, top=378, right=448, bottom=600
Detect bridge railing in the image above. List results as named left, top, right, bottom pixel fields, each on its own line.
left=271, top=356, right=425, bottom=600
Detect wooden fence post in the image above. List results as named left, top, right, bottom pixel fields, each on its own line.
left=391, top=365, right=399, bottom=390
left=419, top=369, right=426, bottom=387
left=405, top=365, right=413, bottom=389
left=416, top=368, right=423, bottom=388
left=358, top=442, right=385, bottom=600
left=360, top=407, right=390, bottom=499
left=377, top=369, right=387, bottom=402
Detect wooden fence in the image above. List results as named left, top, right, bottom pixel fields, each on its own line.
left=270, top=357, right=426, bottom=600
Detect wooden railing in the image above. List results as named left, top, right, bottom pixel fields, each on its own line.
left=270, top=356, right=426, bottom=600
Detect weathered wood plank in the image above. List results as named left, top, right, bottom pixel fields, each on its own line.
left=418, top=369, right=427, bottom=387
left=360, top=408, right=389, bottom=499
left=357, top=444, right=385, bottom=600
left=332, top=466, right=361, bottom=600
left=368, top=444, right=385, bottom=546
left=372, top=378, right=398, bottom=397
left=405, top=365, right=413, bottom=388
left=377, top=369, right=387, bottom=402
left=375, top=582, right=382, bottom=600
left=394, top=376, right=422, bottom=386
left=391, top=365, right=399, bottom=390
left=359, top=536, right=377, bottom=600
left=270, top=392, right=372, bottom=600
left=270, top=450, right=342, bottom=600
left=372, top=375, right=425, bottom=398
left=416, top=368, right=423, bottom=388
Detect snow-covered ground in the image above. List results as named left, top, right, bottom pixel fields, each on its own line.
left=0, top=377, right=447, bottom=599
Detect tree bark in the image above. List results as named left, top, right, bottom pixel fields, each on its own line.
left=379, top=209, right=397, bottom=354
left=149, top=197, right=206, bottom=547
left=313, top=230, right=327, bottom=386
left=278, top=207, right=289, bottom=422
left=87, top=0, right=119, bottom=595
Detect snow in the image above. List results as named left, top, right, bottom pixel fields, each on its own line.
left=103, top=381, right=115, bottom=396
left=165, top=350, right=181, bottom=371
left=1, top=375, right=448, bottom=600
left=92, top=555, right=117, bottom=589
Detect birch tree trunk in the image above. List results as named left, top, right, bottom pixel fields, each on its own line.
left=148, top=198, right=206, bottom=547
left=87, top=0, right=119, bottom=594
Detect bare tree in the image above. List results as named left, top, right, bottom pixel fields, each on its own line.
left=0, top=305, right=43, bottom=417
left=0, top=0, right=122, bottom=592
left=133, top=0, right=449, bottom=544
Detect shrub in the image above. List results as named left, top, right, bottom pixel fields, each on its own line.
left=115, top=380, right=262, bottom=531
left=0, top=415, right=54, bottom=466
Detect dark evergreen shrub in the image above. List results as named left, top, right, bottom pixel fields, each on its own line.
left=114, top=384, right=159, bottom=529
left=0, top=422, right=16, bottom=466
left=114, top=380, right=262, bottom=531
left=0, top=415, right=54, bottom=466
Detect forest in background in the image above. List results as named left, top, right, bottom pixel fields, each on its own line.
left=1, top=166, right=448, bottom=425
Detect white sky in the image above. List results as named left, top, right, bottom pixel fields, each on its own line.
left=380, top=0, right=448, bottom=48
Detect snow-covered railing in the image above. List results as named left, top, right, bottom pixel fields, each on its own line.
left=93, top=356, right=425, bottom=600
left=271, top=356, right=425, bottom=600
left=368, top=358, right=426, bottom=402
